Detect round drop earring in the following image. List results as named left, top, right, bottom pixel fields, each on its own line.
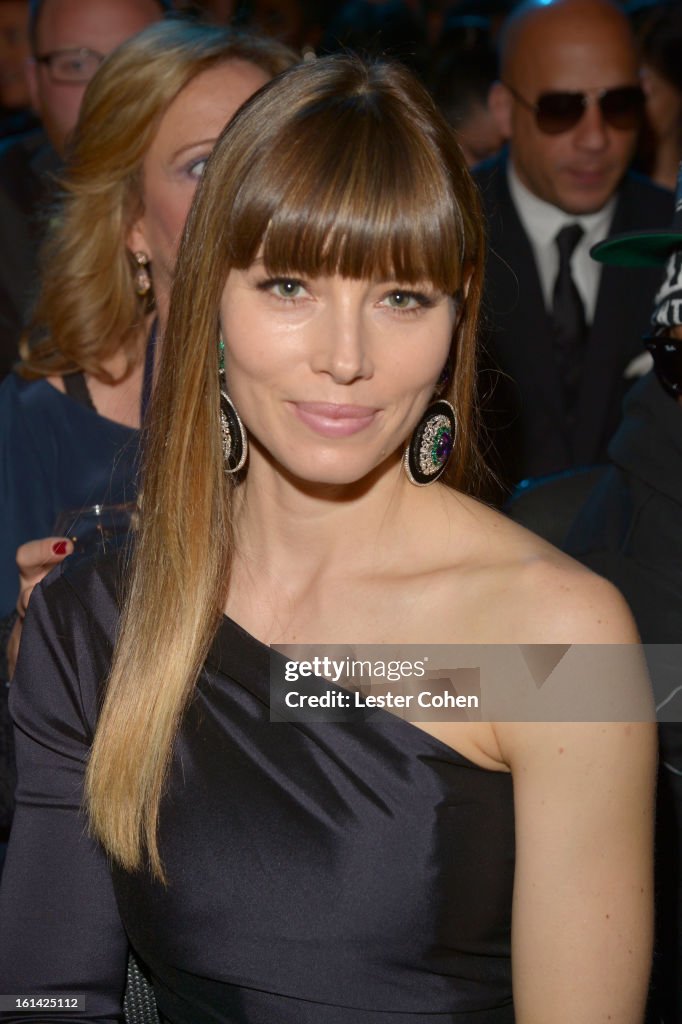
left=403, top=399, right=456, bottom=486
left=218, top=334, right=248, bottom=474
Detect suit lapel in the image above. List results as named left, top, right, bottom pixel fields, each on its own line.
left=484, top=162, right=569, bottom=442
left=572, top=264, right=630, bottom=463
left=572, top=184, right=667, bottom=463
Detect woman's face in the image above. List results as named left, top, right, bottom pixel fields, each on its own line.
left=128, top=59, right=271, bottom=320
left=219, top=266, right=458, bottom=487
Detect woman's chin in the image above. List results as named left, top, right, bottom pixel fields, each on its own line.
left=251, top=446, right=404, bottom=493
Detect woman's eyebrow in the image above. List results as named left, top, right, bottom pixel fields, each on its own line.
left=170, top=137, right=216, bottom=160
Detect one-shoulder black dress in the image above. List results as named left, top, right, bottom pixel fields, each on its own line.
left=0, top=560, right=515, bottom=1023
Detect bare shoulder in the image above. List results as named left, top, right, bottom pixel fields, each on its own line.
left=508, top=545, right=638, bottom=644
left=447, top=499, right=653, bottom=770
left=394, top=490, right=650, bottom=774
left=435, top=490, right=638, bottom=645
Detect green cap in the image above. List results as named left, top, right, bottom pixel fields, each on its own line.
left=590, top=164, right=682, bottom=268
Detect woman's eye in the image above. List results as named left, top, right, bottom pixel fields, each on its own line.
left=270, top=279, right=306, bottom=300
left=386, top=292, right=416, bottom=309
left=382, top=290, right=431, bottom=311
left=188, top=157, right=209, bottom=179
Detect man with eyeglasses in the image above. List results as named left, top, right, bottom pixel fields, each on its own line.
left=474, top=0, right=674, bottom=503
left=0, top=0, right=170, bottom=379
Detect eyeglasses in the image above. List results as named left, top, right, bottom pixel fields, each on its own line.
left=643, top=332, right=682, bottom=398
left=34, top=47, right=105, bottom=85
left=504, top=82, right=645, bottom=135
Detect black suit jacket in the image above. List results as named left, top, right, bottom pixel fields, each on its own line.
left=0, top=130, right=61, bottom=379
left=473, top=153, right=674, bottom=500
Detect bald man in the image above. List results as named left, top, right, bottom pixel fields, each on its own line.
left=474, top=0, right=673, bottom=501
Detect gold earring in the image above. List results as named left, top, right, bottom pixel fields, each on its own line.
left=133, top=252, right=151, bottom=297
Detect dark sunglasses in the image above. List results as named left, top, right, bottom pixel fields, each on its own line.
left=643, top=333, right=682, bottom=398
left=504, top=82, right=645, bottom=135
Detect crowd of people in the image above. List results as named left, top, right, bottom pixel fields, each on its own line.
left=0, top=0, right=680, bottom=1021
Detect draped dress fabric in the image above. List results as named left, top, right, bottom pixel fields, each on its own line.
left=0, top=558, right=515, bottom=1023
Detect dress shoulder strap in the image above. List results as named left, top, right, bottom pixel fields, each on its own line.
left=62, top=371, right=96, bottom=411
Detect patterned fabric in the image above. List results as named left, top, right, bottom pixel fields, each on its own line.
left=124, top=953, right=160, bottom=1024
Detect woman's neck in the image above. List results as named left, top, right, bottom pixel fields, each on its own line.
left=48, top=322, right=152, bottom=429
left=233, top=448, right=421, bottom=587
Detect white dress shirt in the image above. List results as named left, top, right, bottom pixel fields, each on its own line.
left=507, top=162, right=617, bottom=324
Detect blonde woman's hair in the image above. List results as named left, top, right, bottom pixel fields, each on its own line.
left=19, top=19, right=296, bottom=382
left=86, top=55, right=487, bottom=879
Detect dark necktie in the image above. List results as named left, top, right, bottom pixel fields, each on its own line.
left=551, top=223, right=586, bottom=417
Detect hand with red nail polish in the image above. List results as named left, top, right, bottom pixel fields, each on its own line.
left=7, top=536, right=74, bottom=677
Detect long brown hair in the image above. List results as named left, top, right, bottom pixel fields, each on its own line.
left=19, top=19, right=296, bottom=382
left=86, top=55, right=487, bottom=879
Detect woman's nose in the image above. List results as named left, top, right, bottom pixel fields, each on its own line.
left=310, top=305, right=374, bottom=384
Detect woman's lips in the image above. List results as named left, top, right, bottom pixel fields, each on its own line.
left=291, top=402, right=379, bottom=437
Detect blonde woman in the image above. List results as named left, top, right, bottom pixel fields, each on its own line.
left=0, top=20, right=295, bottom=652
left=0, top=56, right=655, bottom=1023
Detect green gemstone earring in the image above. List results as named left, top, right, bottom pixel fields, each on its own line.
left=403, top=400, right=456, bottom=486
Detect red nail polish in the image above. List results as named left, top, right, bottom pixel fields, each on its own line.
left=52, top=541, right=68, bottom=555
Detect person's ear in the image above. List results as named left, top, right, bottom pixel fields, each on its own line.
left=126, top=216, right=149, bottom=259
left=488, top=81, right=513, bottom=141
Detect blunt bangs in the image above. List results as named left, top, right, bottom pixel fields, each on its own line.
left=223, top=80, right=469, bottom=294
